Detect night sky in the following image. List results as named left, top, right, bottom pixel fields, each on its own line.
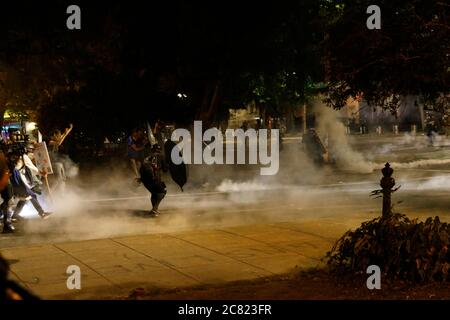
left=0, top=1, right=447, bottom=151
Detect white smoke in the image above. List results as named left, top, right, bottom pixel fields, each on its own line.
left=387, top=159, right=450, bottom=169
left=313, top=99, right=375, bottom=173
left=216, top=179, right=281, bottom=192
left=411, top=175, right=450, bottom=190
left=55, top=154, right=79, bottom=178
left=6, top=101, right=450, bottom=245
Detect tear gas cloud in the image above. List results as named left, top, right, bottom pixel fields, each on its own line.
left=314, top=99, right=375, bottom=173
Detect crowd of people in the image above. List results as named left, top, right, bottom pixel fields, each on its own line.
left=0, top=125, right=74, bottom=233
left=0, top=120, right=174, bottom=234
left=0, top=122, right=171, bottom=299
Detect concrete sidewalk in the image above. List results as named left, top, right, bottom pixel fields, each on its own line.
left=0, top=219, right=358, bottom=299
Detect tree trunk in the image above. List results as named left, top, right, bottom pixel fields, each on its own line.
left=197, top=80, right=221, bottom=129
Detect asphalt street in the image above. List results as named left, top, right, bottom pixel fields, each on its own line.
left=1, top=133, right=449, bottom=247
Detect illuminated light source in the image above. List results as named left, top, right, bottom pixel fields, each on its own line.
left=17, top=195, right=51, bottom=219
left=25, top=122, right=37, bottom=132
left=16, top=201, right=39, bottom=219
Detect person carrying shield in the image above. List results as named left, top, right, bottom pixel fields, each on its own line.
left=139, top=144, right=168, bottom=217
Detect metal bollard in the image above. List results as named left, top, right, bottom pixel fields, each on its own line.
left=380, top=163, right=396, bottom=218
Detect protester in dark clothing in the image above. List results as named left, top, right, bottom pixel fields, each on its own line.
left=139, top=144, right=168, bottom=216
left=1, top=182, right=14, bottom=233
left=0, top=153, right=10, bottom=191
left=0, top=153, right=14, bottom=233
left=0, top=254, right=38, bottom=300
left=425, top=121, right=435, bottom=146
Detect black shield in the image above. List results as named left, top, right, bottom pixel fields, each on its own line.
left=164, top=140, right=188, bottom=191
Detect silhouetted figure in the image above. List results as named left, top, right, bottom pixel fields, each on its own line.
left=425, top=121, right=435, bottom=146
left=0, top=254, right=38, bottom=300
left=139, top=144, right=168, bottom=216
left=303, top=129, right=327, bottom=165
left=0, top=152, right=14, bottom=233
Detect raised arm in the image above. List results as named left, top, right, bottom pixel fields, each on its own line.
left=57, top=124, right=73, bottom=147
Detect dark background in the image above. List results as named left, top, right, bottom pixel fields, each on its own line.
left=0, top=0, right=447, bottom=158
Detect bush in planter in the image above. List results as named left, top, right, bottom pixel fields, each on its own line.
left=326, top=213, right=450, bottom=282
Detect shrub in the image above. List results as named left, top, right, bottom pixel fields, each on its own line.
left=326, top=213, right=450, bottom=282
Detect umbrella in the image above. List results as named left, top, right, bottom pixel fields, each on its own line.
left=164, top=139, right=187, bottom=191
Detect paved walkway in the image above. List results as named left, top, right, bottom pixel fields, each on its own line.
left=0, top=218, right=359, bottom=299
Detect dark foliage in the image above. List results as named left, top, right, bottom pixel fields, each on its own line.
left=323, top=0, right=450, bottom=112
left=327, top=213, right=450, bottom=282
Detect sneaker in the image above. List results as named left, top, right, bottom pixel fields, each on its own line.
left=2, top=223, right=15, bottom=233
left=39, top=212, right=53, bottom=220
left=149, top=209, right=160, bottom=217
left=12, top=215, right=25, bottom=223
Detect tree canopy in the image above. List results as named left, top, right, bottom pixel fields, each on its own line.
left=323, top=0, right=449, bottom=112
left=0, top=0, right=447, bottom=145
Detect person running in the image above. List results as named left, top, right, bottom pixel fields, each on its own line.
left=8, top=153, right=51, bottom=221
left=139, top=144, right=168, bottom=216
